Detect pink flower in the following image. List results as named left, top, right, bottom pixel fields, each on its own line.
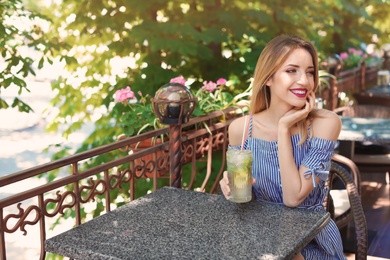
left=201, top=81, right=218, bottom=92
left=356, top=50, right=363, bottom=56
left=170, top=76, right=187, bottom=85
left=216, top=78, right=227, bottom=85
left=114, top=86, right=136, bottom=102
left=340, top=52, right=349, bottom=60
left=348, top=48, right=357, bottom=54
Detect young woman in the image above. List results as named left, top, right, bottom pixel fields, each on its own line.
left=219, top=35, right=345, bottom=259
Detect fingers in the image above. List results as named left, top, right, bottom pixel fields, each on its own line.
left=307, top=92, right=316, bottom=110
left=223, top=170, right=228, bottom=182
left=279, top=92, right=315, bottom=130
left=219, top=171, right=230, bottom=199
left=302, top=92, right=315, bottom=115
left=310, top=92, right=316, bottom=109
left=252, top=177, right=256, bottom=185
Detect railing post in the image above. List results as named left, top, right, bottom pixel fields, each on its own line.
left=321, top=56, right=343, bottom=110
left=152, top=83, right=197, bottom=189
left=328, top=63, right=342, bottom=111
left=38, top=194, right=46, bottom=260
left=360, top=61, right=366, bottom=92
left=169, top=123, right=183, bottom=188
left=383, top=48, right=390, bottom=70
left=0, top=209, right=5, bottom=260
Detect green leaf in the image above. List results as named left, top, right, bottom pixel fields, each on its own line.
left=0, top=98, right=9, bottom=109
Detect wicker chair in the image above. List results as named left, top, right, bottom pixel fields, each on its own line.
left=326, top=154, right=368, bottom=260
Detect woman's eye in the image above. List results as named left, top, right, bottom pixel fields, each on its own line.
left=286, top=69, right=296, bottom=73
left=307, top=71, right=315, bottom=76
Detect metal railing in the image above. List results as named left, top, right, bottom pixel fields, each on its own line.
left=337, top=61, right=382, bottom=94
left=323, top=60, right=384, bottom=110
left=0, top=108, right=243, bottom=260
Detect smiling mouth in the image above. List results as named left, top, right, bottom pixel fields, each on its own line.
left=290, top=89, right=307, bottom=98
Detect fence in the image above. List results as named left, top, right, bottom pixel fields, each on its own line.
left=324, top=60, right=384, bottom=110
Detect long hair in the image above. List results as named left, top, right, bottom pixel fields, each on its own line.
left=250, top=35, right=319, bottom=143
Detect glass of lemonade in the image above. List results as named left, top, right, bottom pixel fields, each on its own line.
left=226, top=149, right=253, bottom=203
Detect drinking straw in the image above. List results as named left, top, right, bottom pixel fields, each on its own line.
left=240, top=115, right=248, bottom=150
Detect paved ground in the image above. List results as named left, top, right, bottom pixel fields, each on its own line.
left=0, top=79, right=94, bottom=177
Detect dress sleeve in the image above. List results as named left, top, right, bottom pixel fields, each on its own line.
left=301, top=137, right=337, bottom=186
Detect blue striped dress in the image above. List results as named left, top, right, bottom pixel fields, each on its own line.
left=230, top=117, right=346, bottom=259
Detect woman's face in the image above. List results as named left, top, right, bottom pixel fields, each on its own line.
left=266, top=48, right=315, bottom=109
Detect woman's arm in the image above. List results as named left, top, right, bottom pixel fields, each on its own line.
left=278, top=108, right=341, bottom=207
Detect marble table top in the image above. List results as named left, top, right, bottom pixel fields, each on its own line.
left=45, top=187, right=330, bottom=260
left=366, top=85, right=390, bottom=96
left=338, top=116, right=390, bottom=143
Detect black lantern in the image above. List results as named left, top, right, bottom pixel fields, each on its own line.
left=152, top=83, right=197, bottom=125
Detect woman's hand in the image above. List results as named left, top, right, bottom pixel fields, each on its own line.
left=219, top=171, right=231, bottom=199
left=219, top=171, right=256, bottom=200
left=279, top=91, right=316, bottom=130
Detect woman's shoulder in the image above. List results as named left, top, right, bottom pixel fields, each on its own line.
left=311, top=109, right=342, bottom=140
left=228, top=115, right=251, bottom=146
left=313, top=108, right=341, bottom=121
left=230, top=115, right=250, bottom=127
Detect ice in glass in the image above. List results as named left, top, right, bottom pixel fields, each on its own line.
left=226, top=149, right=252, bottom=203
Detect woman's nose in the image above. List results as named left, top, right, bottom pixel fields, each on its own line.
left=297, top=72, right=310, bottom=85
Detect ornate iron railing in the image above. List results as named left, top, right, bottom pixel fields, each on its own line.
left=337, top=61, right=382, bottom=94
left=323, top=60, right=383, bottom=110
left=0, top=108, right=243, bottom=260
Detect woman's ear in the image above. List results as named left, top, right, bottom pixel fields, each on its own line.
left=266, top=76, right=273, bottom=87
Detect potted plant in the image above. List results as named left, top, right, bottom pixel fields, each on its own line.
left=113, top=87, right=169, bottom=177
left=113, top=87, right=163, bottom=137
left=336, top=46, right=383, bottom=71
left=169, top=76, right=251, bottom=120
left=113, top=77, right=251, bottom=176
left=114, top=77, right=251, bottom=138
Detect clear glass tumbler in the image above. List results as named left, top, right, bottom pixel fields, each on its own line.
left=226, top=149, right=253, bottom=203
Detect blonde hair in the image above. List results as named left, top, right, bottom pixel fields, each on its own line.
left=250, top=35, right=319, bottom=143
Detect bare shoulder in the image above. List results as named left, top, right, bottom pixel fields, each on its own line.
left=228, top=115, right=250, bottom=146
left=311, top=109, right=342, bottom=140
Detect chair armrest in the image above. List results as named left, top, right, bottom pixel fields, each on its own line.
left=329, top=159, right=368, bottom=260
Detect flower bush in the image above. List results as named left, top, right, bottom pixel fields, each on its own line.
left=113, top=77, right=251, bottom=137
left=337, top=46, right=382, bottom=70
left=170, top=76, right=250, bottom=118
left=113, top=86, right=162, bottom=137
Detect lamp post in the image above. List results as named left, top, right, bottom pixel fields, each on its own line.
left=152, top=83, right=197, bottom=188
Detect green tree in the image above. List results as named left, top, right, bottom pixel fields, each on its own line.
left=369, top=0, right=390, bottom=45
left=31, top=0, right=387, bottom=156
left=2, top=0, right=389, bottom=131
left=42, top=0, right=269, bottom=147
left=0, top=0, right=57, bottom=112
left=314, top=0, right=385, bottom=54
left=2, top=0, right=388, bottom=180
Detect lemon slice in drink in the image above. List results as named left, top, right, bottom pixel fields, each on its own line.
left=234, top=172, right=249, bottom=188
